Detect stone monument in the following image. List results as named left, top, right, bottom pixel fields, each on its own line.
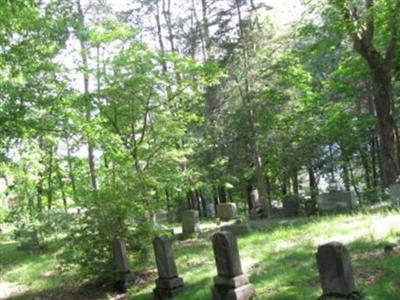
left=153, top=236, right=184, bottom=299
left=211, top=231, right=255, bottom=300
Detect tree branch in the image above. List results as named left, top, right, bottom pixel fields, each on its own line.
left=385, top=0, right=400, bottom=63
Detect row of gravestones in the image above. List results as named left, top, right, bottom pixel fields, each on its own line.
left=113, top=232, right=360, bottom=300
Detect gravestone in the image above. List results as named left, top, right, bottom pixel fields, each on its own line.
left=282, top=196, right=300, bottom=217
left=212, top=231, right=255, bottom=300
left=316, top=242, right=360, bottom=299
left=153, top=236, right=184, bottom=299
left=388, top=183, right=400, bottom=206
left=16, top=228, right=45, bottom=251
left=317, top=191, right=356, bottom=212
left=181, top=210, right=200, bottom=236
left=217, top=203, right=238, bottom=221
left=112, top=237, right=136, bottom=292
left=206, top=202, right=216, bottom=218
left=249, top=190, right=264, bottom=219
left=221, top=223, right=251, bottom=236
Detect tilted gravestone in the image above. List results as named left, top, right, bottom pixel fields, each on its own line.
left=112, top=237, right=136, bottom=292
left=316, top=242, right=360, bottom=299
left=212, top=231, right=255, bottom=300
left=181, top=210, right=200, bottom=236
left=217, top=203, right=238, bottom=221
left=153, top=236, right=184, bottom=299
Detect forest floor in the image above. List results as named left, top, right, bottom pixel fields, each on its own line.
left=1, top=208, right=400, bottom=300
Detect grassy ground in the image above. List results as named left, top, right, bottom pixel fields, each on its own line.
left=1, top=209, right=400, bottom=300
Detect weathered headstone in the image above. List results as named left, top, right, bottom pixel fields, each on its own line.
left=249, top=190, right=264, bottom=219
left=316, top=242, right=359, bottom=299
left=112, top=237, right=136, bottom=292
left=181, top=210, right=200, bottom=236
left=212, top=231, right=255, bottom=300
left=153, top=236, right=184, bottom=299
left=221, top=223, right=251, bottom=236
left=206, top=202, right=216, bottom=218
left=317, top=191, right=357, bottom=212
left=217, top=203, right=238, bottom=221
left=388, top=183, right=400, bottom=206
left=282, top=196, right=300, bottom=217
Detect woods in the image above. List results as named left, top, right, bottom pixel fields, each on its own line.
left=1, top=0, right=400, bottom=299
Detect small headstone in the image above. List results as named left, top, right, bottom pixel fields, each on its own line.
left=221, top=223, right=251, bottom=236
left=282, top=196, right=300, bottom=217
left=206, top=202, right=216, bottom=217
left=316, top=242, right=359, bottom=299
left=153, top=236, right=184, bottom=299
left=388, top=183, right=400, bottom=206
left=217, top=203, right=238, bottom=221
left=112, top=237, right=136, bottom=292
left=181, top=210, right=200, bottom=236
left=211, top=231, right=255, bottom=300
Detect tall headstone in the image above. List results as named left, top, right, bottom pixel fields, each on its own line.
left=316, top=242, right=360, bottom=299
left=212, top=231, right=255, bottom=300
left=217, top=203, right=238, bottom=221
left=112, top=237, right=135, bottom=292
left=153, top=236, right=184, bottom=299
left=181, top=210, right=200, bottom=236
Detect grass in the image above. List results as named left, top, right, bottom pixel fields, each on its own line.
left=1, top=209, right=400, bottom=299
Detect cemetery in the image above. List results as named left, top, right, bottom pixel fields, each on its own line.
left=1, top=206, right=400, bottom=300
left=1, top=0, right=400, bottom=299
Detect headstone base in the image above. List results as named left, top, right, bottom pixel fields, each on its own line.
left=153, top=277, right=184, bottom=299
left=212, top=275, right=255, bottom=300
left=318, top=292, right=361, bottom=300
left=249, top=205, right=265, bottom=219
left=114, top=271, right=136, bottom=292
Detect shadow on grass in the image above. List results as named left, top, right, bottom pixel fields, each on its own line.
left=0, top=240, right=59, bottom=273
left=6, top=283, right=124, bottom=300
left=246, top=235, right=400, bottom=300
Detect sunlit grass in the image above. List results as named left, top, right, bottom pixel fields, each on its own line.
left=130, top=209, right=400, bottom=300
left=1, top=209, right=400, bottom=299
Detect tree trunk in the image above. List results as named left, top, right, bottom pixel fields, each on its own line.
left=217, top=185, right=227, bottom=203
left=66, top=138, right=78, bottom=203
left=342, top=163, right=351, bottom=192
left=56, top=162, right=67, bottom=210
left=234, top=0, right=269, bottom=216
left=292, top=171, right=299, bottom=195
left=308, top=167, right=318, bottom=202
left=47, top=148, right=54, bottom=210
left=371, top=68, right=399, bottom=186
left=77, top=0, right=99, bottom=194
left=360, top=147, right=371, bottom=189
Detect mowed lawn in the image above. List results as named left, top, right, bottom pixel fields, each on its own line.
left=1, top=209, right=400, bottom=300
